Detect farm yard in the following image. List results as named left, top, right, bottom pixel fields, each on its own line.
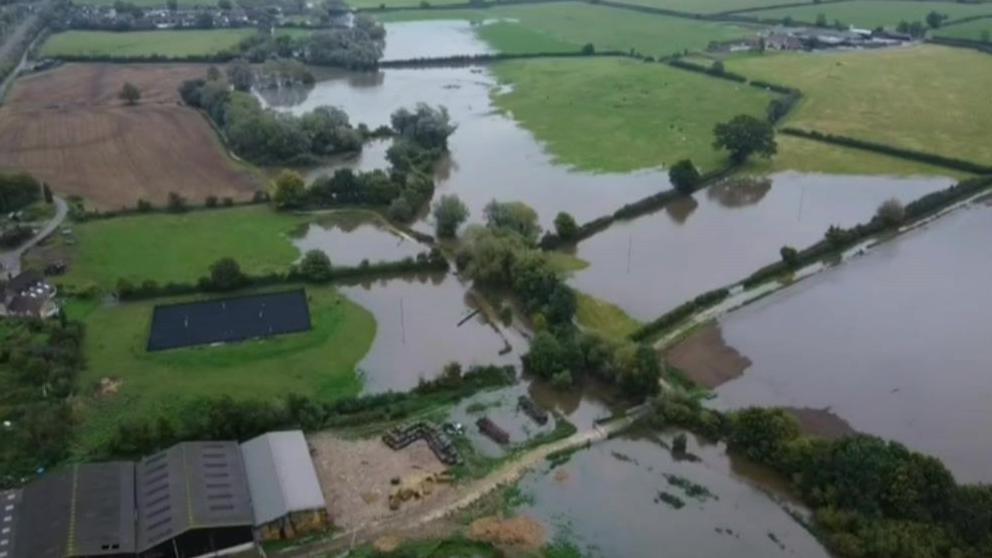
left=727, top=45, right=992, bottom=166
left=0, top=63, right=260, bottom=209
left=490, top=57, right=776, bottom=172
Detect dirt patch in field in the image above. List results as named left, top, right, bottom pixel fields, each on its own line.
left=308, top=431, right=452, bottom=530
left=0, top=63, right=260, bottom=209
left=468, top=515, right=546, bottom=552
left=784, top=407, right=857, bottom=440
left=665, top=323, right=752, bottom=388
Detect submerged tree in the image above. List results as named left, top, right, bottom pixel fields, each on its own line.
left=668, top=159, right=701, bottom=194
left=432, top=194, right=469, bottom=238
left=119, top=82, right=141, bottom=105
left=553, top=211, right=578, bottom=242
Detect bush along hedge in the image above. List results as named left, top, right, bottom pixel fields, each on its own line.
left=114, top=249, right=448, bottom=301
left=629, top=287, right=730, bottom=341
left=98, top=363, right=516, bottom=459
left=667, top=58, right=747, bottom=83
left=781, top=128, right=992, bottom=174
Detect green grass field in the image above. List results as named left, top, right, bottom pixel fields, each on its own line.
left=377, top=3, right=752, bottom=58
left=489, top=57, right=775, bottom=172
left=611, top=0, right=816, bottom=15
left=576, top=292, right=641, bottom=341
left=474, top=20, right=578, bottom=54
left=727, top=45, right=992, bottom=166
left=66, top=286, right=375, bottom=454
left=61, top=206, right=308, bottom=291
left=753, top=0, right=992, bottom=27
left=40, top=29, right=257, bottom=57
left=935, top=16, right=992, bottom=41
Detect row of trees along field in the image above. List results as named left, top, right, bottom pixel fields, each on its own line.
left=270, top=103, right=455, bottom=222
left=237, top=14, right=385, bottom=70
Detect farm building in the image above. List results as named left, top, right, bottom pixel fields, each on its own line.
left=240, top=431, right=329, bottom=541
left=135, top=441, right=255, bottom=558
left=0, top=269, right=58, bottom=318
left=3, top=462, right=136, bottom=558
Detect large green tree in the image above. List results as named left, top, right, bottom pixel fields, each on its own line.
left=432, top=194, right=469, bottom=238
left=713, top=114, right=777, bottom=163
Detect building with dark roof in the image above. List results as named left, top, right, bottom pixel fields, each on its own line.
left=1, top=269, right=58, bottom=318
left=136, top=442, right=254, bottom=558
left=6, top=462, right=135, bottom=558
left=1, top=489, right=23, bottom=558
left=240, top=431, right=328, bottom=541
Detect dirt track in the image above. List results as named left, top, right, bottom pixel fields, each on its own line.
left=0, top=63, right=259, bottom=208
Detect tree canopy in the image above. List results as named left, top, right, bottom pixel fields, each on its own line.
left=713, top=114, right=777, bottom=163
left=432, top=194, right=469, bottom=238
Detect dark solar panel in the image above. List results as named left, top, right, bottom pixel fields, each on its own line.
left=146, top=290, right=312, bottom=352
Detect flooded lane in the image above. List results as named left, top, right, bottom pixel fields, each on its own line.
left=339, top=273, right=524, bottom=393
left=571, top=173, right=950, bottom=321
left=262, top=65, right=663, bottom=234
left=515, top=430, right=832, bottom=557
left=698, top=203, right=992, bottom=483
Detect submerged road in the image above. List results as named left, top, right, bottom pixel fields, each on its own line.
left=0, top=196, right=68, bottom=278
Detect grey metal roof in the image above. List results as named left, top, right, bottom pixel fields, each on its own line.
left=240, top=431, right=326, bottom=526
left=8, top=462, right=135, bottom=558
left=0, top=489, right=22, bottom=558
left=135, top=441, right=253, bottom=552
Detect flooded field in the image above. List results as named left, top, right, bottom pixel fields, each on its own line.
left=515, top=430, right=832, bottom=557
left=261, top=65, right=662, bottom=233
left=339, top=273, right=524, bottom=392
left=291, top=211, right=425, bottom=266
left=676, top=202, right=992, bottom=483
left=382, top=20, right=494, bottom=61
left=571, top=173, right=950, bottom=321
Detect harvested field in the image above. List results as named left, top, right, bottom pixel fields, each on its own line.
left=666, top=323, right=752, bottom=388
left=0, top=63, right=259, bottom=209
left=308, top=432, right=452, bottom=530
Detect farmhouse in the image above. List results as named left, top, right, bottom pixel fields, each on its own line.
left=240, top=431, right=329, bottom=541
left=1, top=269, right=58, bottom=318
left=2, top=432, right=329, bottom=558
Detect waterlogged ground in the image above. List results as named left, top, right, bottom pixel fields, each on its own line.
left=381, top=20, right=495, bottom=61
left=514, top=430, right=832, bottom=557
left=338, top=273, right=525, bottom=392
left=681, top=201, right=992, bottom=483
left=570, top=173, right=950, bottom=321
left=260, top=65, right=663, bottom=233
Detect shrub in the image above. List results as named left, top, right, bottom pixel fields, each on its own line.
left=668, top=159, right=701, bottom=194
left=876, top=198, right=905, bottom=226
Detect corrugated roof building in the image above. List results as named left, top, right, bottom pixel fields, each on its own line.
left=135, top=441, right=255, bottom=558
left=240, top=431, right=328, bottom=541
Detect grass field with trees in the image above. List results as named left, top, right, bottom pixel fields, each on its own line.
left=40, top=29, right=258, bottom=58
left=489, top=57, right=775, bottom=172
left=728, top=45, right=992, bottom=166
left=65, top=286, right=375, bottom=454
left=754, top=0, right=992, bottom=28
left=61, top=206, right=309, bottom=291
left=377, top=3, right=751, bottom=58
left=608, top=0, right=816, bottom=14
left=935, top=17, right=992, bottom=42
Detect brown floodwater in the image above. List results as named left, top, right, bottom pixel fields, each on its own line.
left=570, top=173, right=951, bottom=321
left=706, top=202, right=992, bottom=483
left=381, top=20, right=495, bottom=62
left=260, top=65, right=664, bottom=234
left=291, top=211, right=425, bottom=266
left=338, top=272, right=525, bottom=393
left=515, top=430, right=832, bottom=557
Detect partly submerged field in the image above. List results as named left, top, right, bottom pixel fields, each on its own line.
left=56, top=206, right=307, bottom=291
left=377, top=3, right=753, bottom=57
left=66, top=286, right=375, bottom=454
left=0, top=63, right=259, bottom=208
left=727, top=45, right=992, bottom=166
left=490, top=57, right=775, bottom=172
left=752, top=0, right=992, bottom=27
left=39, top=29, right=256, bottom=58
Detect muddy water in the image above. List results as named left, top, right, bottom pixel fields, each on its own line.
left=262, top=65, right=663, bottom=234
left=382, top=20, right=495, bottom=61
left=291, top=211, right=424, bottom=266
left=302, top=139, right=392, bottom=182
left=339, top=273, right=525, bottom=393
left=571, top=173, right=950, bottom=321
left=704, top=202, right=992, bottom=483
left=515, top=430, right=831, bottom=557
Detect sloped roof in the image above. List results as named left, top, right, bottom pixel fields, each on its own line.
left=8, top=462, right=135, bottom=558
left=240, top=431, right=326, bottom=526
left=135, top=441, right=253, bottom=552
left=0, top=489, right=23, bottom=558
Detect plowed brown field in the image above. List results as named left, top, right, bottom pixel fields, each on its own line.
left=0, top=63, right=260, bottom=209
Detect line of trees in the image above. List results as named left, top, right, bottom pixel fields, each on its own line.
left=236, top=14, right=385, bottom=70
left=454, top=199, right=661, bottom=398
left=652, top=394, right=992, bottom=558
left=0, top=172, right=42, bottom=213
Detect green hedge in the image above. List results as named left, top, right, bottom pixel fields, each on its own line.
left=668, top=58, right=748, bottom=83
left=629, top=287, right=730, bottom=341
